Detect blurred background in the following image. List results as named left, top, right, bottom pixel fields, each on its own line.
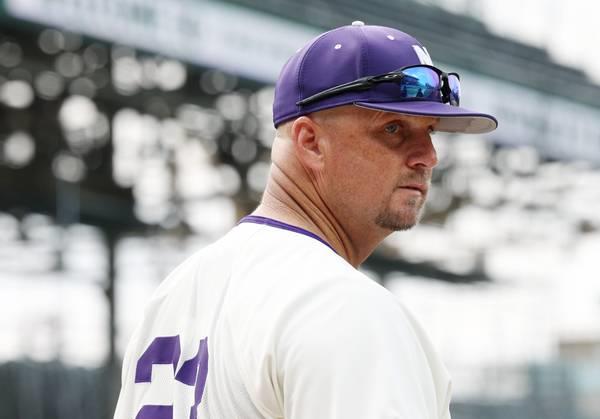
left=1, top=0, right=599, bottom=418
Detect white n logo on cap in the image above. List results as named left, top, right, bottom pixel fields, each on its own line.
left=412, top=45, right=433, bottom=65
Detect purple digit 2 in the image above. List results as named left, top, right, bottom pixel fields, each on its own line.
left=136, top=336, right=181, bottom=383
left=134, top=336, right=209, bottom=419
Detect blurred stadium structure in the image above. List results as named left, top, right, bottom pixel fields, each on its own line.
left=1, top=0, right=600, bottom=418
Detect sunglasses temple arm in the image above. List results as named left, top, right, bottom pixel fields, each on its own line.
left=296, top=79, right=374, bottom=106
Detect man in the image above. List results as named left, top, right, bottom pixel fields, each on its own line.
left=114, top=22, right=497, bottom=419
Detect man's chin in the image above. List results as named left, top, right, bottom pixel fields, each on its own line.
left=376, top=220, right=417, bottom=232
left=374, top=199, right=425, bottom=231
left=374, top=212, right=421, bottom=232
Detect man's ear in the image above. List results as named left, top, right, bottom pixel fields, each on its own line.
left=290, top=116, right=325, bottom=170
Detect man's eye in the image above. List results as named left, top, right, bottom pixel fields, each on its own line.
left=384, top=123, right=400, bottom=134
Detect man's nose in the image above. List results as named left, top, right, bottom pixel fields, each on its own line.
left=406, top=134, right=438, bottom=169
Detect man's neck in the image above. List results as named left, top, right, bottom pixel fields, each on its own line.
left=251, top=169, right=386, bottom=268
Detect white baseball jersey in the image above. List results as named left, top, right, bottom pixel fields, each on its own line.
left=114, top=215, right=452, bottom=419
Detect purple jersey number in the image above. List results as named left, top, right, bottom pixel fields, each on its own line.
left=135, top=335, right=209, bottom=419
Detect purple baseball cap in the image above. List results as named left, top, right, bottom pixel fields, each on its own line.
left=273, top=21, right=498, bottom=134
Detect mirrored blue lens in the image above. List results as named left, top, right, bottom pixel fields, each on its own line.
left=448, top=74, right=460, bottom=106
left=399, top=67, right=441, bottom=101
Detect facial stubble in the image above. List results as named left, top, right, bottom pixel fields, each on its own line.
left=374, top=191, right=426, bottom=231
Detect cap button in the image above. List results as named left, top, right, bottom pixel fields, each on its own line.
left=351, top=21, right=365, bottom=26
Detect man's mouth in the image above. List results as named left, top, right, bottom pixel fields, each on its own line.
left=397, top=183, right=428, bottom=194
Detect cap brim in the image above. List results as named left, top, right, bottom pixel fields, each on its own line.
left=354, top=101, right=498, bottom=134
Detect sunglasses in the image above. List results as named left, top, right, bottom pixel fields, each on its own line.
left=296, top=64, right=460, bottom=107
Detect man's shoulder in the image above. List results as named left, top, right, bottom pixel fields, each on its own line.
left=253, top=260, right=406, bottom=337
left=299, top=270, right=406, bottom=325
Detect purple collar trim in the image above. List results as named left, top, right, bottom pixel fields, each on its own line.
left=238, top=215, right=336, bottom=253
